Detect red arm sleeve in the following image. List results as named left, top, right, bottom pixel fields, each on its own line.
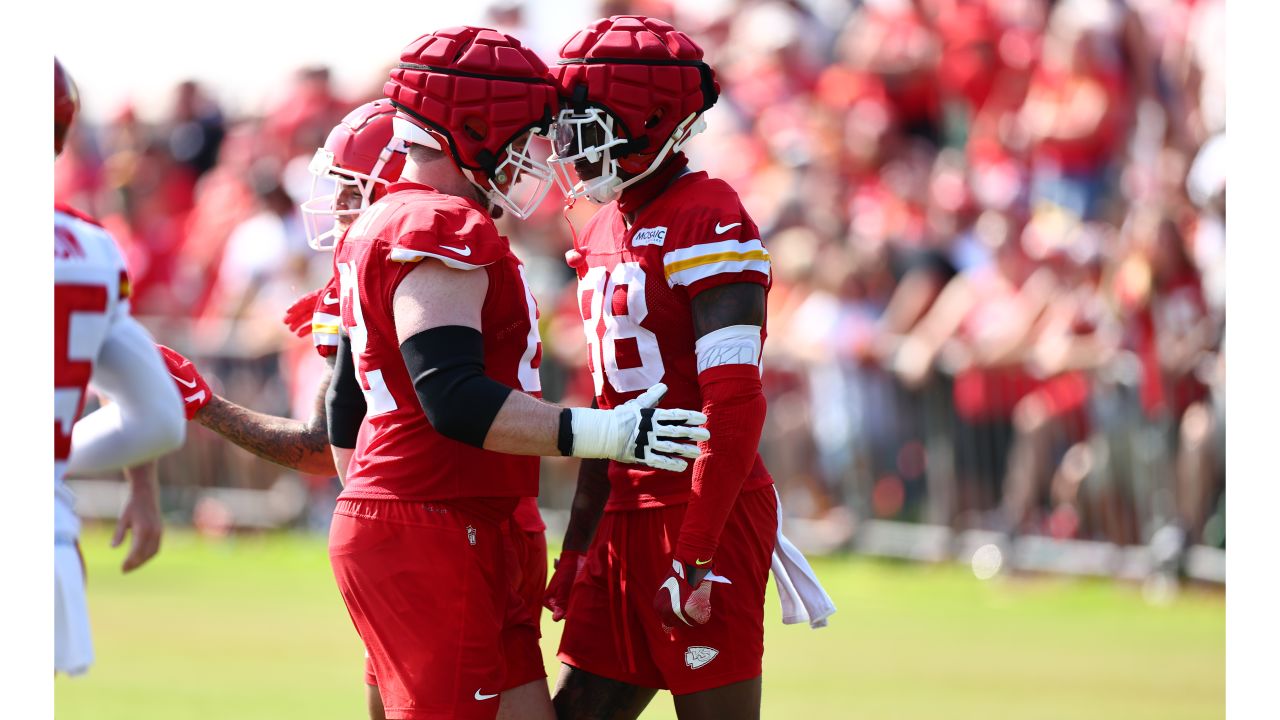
left=672, top=362, right=767, bottom=564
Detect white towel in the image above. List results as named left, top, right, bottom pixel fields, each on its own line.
left=770, top=488, right=837, bottom=629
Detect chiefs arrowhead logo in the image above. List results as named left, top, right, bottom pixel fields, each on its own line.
left=684, top=646, right=719, bottom=670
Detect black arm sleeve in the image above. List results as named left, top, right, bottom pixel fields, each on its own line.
left=326, top=333, right=366, bottom=449
left=400, top=325, right=514, bottom=448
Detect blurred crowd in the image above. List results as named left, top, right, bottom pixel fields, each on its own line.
left=54, top=0, right=1225, bottom=561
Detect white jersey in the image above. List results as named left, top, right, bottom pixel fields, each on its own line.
left=54, top=206, right=131, bottom=539
left=54, top=207, right=131, bottom=481
left=53, top=206, right=185, bottom=675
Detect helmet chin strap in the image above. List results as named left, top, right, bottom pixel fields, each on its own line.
left=588, top=112, right=704, bottom=205
left=587, top=176, right=625, bottom=204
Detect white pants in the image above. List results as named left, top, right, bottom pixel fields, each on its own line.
left=54, top=542, right=93, bottom=675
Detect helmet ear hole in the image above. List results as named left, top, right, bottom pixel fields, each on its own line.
left=644, top=109, right=665, bottom=129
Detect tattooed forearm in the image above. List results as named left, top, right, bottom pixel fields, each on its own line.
left=690, top=282, right=766, bottom=339
left=195, top=371, right=336, bottom=476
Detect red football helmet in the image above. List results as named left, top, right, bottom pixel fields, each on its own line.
left=55, top=57, right=79, bottom=157
left=383, top=26, right=558, bottom=219
left=548, top=16, right=720, bottom=204
left=301, top=99, right=408, bottom=251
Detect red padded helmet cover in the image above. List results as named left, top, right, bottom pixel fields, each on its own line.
left=384, top=27, right=557, bottom=176
left=551, top=16, right=719, bottom=165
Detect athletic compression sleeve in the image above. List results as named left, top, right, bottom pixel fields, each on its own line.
left=673, top=325, right=767, bottom=564
left=66, top=316, right=185, bottom=476
left=326, top=333, right=366, bottom=449
left=400, top=325, right=513, bottom=448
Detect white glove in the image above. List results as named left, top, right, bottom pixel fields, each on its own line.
left=568, top=383, right=709, bottom=472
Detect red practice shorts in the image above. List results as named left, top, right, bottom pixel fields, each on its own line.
left=357, top=518, right=548, bottom=693
left=329, top=498, right=544, bottom=720
left=558, top=484, right=778, bottom=695
left=499, top=519, right=548, bottom=689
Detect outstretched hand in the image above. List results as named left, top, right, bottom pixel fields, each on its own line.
left=568, top=383, right=710, bottom=473
left=283, top=288, right=324, bottom=338
left=156, top=344, right=211, bottom=420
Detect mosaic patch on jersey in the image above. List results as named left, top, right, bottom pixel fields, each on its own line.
left=632, top=226, right=668, bottom=247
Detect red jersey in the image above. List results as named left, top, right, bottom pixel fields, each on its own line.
left=568, top=171, right=774, bottom=511
left=333, top=182, right=542, bottom=503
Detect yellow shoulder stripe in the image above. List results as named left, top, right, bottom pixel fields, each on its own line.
left=663, top=250, right=771, bottom=278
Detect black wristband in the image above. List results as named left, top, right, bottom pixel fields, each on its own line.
left=400, top=325, right=513, bottom=448
left=557, top=408, right=574, bottom=456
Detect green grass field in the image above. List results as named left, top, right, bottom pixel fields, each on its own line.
left=56, top=526, right=1223, bottom=719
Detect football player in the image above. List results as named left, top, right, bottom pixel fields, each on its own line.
left=323, top=27, right=710, bottom=720
left=157, top=97, right=571, bottom=720
left=154, top=98, right=406, bottom=719
left=157, top=99, right=409, bottom=480
left=158, top=98, right=563, bottom=720
left=544, top=17, right=784, bottom=719
left=54, top=57, right=186, bottom=676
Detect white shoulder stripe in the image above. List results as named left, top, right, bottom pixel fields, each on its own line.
left=662, top=238, right=767, bottom=266
left=667, top=258, right=771, bottom=288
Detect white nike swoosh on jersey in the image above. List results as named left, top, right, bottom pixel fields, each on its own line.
left=714, top=222, right=741, bottom=235
left=660, top=577, right=692, bottom=626
left=441, top=244, right=473, bottom=257
left=323, top=293, right=339, bottom=305
left=474, top=690, right=499, bottom=701
left=170, top=374, right=199, bottom=389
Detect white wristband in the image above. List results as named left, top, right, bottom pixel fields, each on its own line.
left=567, top=407, right=616, bottom=459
